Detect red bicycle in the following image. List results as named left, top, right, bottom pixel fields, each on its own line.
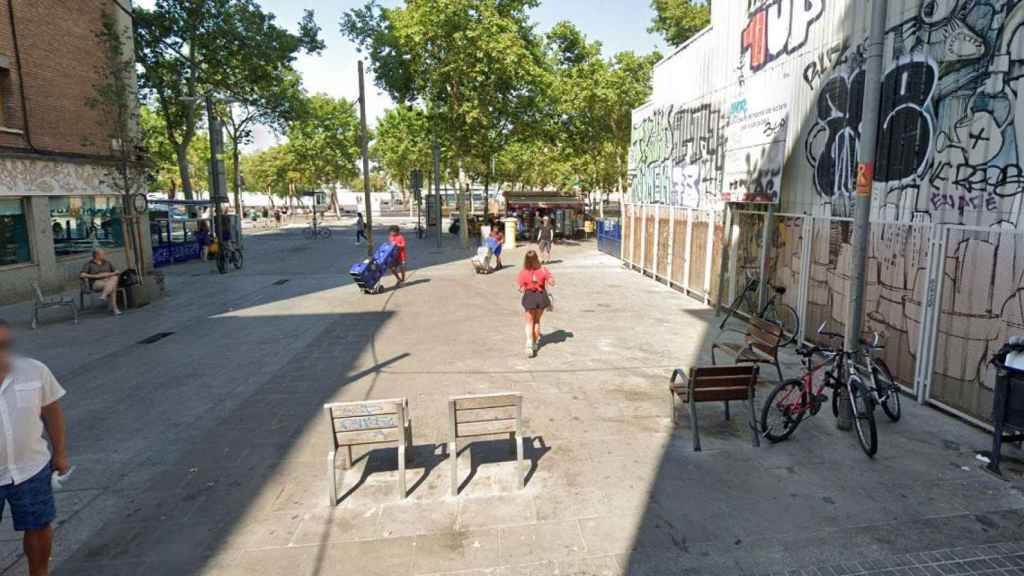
left=760, top=325, right=879, bottom=456
left=759, top=341, right=842, bottom=443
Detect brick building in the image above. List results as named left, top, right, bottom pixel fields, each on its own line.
left=0, top=0, right=147, bottom=304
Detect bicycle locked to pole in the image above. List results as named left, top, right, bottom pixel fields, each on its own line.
left=719, top=270, right=800, bottom=347
left=760, top=323, right=879, bottom=457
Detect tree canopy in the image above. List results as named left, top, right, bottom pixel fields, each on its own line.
left=134, top=0, right=323, bottom=198
left=648, top=0, right=711, bottom=48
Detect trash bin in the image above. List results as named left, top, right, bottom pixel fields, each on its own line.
left=987, top=360, right=1024, bottom=477
left=503, top=218, right=518, bottom=250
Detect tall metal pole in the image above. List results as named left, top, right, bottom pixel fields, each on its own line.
left=206, top=95, right=226, bottom=245
left=433, top=138, right=442, bottom=249
left=840, top=0, right=888, bottom=430
left=359, top=61, right=374, bottom=257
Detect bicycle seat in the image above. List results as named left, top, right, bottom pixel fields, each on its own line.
left=774, top=286, right=787, bottom=295
left=796, top=345, right=816, bottom=357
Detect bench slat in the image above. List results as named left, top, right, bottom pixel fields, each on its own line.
left=690, top=374, right=757, bottom=389
left=456, top=419, right=518, bottom=437
left=690, top=388, right=753, bottom=403
left=329, top=400, right=402, bottom=418
left=454, top=394, right=521, bottom=410
left=334, top=414, right=402, bottom=433
left=456, top=406, right=518, bottom=424
left=336, top=427, right=402, bottom=447
left=690, top=366, right=757, bottom=377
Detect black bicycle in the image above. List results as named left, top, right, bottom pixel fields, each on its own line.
left=862, top=332, right=901, bottom=422
left=216, top=240, right=243, bottom=274
left=818, top=326, right=878, bottom=457
left=720, top=271, right=800, bottom=347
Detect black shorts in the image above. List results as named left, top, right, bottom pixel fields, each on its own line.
left=522, top=290, right=550, bottom=311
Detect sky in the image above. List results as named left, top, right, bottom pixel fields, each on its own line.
left=133, top=0, right=666, bottom=150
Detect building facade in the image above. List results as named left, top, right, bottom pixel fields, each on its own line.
left=0, top=0, right=146, bottom=304
left=626, top=0, right=1024, bottom=425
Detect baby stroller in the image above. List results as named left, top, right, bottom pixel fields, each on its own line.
left=350, top=241, right=398, bottom=293
left=472, top=237, right=498, bottom=274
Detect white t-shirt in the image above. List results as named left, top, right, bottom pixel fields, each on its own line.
left=0, top=357, right=66, bottom=485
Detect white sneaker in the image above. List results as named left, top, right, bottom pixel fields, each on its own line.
left=525, top=345, right=534, bottom=358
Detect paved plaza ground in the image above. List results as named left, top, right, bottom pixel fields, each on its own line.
left=2, top=218, right=1024, bottom=575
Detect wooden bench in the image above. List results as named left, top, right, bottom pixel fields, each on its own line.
left=324, top=398, right=413, bottom=505
left=711, top=317, right=785, bottom=383
left=670, top=365, right=760, bottom=451
left=448, top=393, right=524, bottom=496
left=31, top=281, right=77, bottom=329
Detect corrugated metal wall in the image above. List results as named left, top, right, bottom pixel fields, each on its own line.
left=626, top=0, right=1024, bottom=425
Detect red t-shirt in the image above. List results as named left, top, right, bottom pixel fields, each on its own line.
left=517, top=267, right=552, bottom=292
left=390, top=233, right=407, bottom=263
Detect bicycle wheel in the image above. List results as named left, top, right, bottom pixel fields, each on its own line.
left=320, top=228, right=333, bottom=239
left=764, top=302, right=800, bottom=347
left=848, top=375, right=878, bottom=457
left=216, top=251, right=227, bottom=275
left=872, top=359, right=900, bottom=422
left=760, top=379, right=807, bottom=443
left=303, top=227, right=315, bottom=240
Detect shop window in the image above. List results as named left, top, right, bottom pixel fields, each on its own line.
left=0, top=198, right=31, bottom=266
left=49, top=196, right=124, bottom=257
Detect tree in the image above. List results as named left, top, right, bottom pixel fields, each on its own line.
left=86, top=12, right=149, bottom=273
left=372, top=105, right=432, bottom=204
left=134, top=0, right=323, bottom=199
left=287, top=94, right=362, bottom=215
left=222, top=68, right=307, bottom=218
left=140, top=105, right=179, bottom=195
left=649, top=0, right=711, bottom=48
left=342, top=0, right=549, bottom=246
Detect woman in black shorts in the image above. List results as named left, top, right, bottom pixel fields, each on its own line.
left=517, top=250, right=555, bottom=358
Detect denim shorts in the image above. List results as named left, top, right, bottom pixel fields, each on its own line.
left=0, top=464, right=55, bottom=531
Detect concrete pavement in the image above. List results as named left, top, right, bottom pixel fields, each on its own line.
left=1, top=220, right=1023, bottom=575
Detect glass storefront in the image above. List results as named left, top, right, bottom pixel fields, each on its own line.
left=49, top=196, right=124, bottom=257
left=0, top=198, right=30, bottom=266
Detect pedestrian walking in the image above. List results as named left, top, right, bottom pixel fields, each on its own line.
left=537, top=216, right=555, bottom=263
left=517, top=250, right=555, bottom=358
left=355, top=213, right=367, bottom=245
left=491, top=225, right=505, bottom=270
left=0, top=319, right=70, bottom=576
left=389, top=225, right=407, bottom=285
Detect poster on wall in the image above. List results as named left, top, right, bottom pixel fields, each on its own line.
left=722, top=74, right=789, bottom=204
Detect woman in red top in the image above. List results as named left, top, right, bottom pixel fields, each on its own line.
left=388, top=225, right=407, bottom=285
left=517, top=250, right=554, bottom=358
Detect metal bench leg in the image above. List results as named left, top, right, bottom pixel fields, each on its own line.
left=724, top=401, right=731, bottom=420
left=449, top=441, right=459, bottom=496
left=516, top=433, right=525, bottom=490
left=397, top=444, right=407, bottom=499
left=749, top=389, right=760, bottom=448
left=711, top=345, right=718, bottom=366
left=689, top=400, right=701, bottom=452
left=327, top=450, right=338, bottom=506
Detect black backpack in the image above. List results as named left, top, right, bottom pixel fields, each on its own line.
left=119, top=268, right=141, bottom=287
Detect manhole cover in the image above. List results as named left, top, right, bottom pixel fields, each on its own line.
left=138, top=332, right=175, bottom=345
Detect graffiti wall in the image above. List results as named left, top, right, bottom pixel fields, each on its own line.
left=627, top=0, right=1024, bottom=423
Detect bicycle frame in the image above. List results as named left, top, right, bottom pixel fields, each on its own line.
left=773, top=351, right=837, bottom=418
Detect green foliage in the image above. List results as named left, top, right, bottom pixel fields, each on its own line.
left=371, top=105, right=432, bottom=196
left=649, top=0, right=711, bottom=48
left=134, top=0, right=323, bottom=198
left=286, top=94, right=362, bottom=192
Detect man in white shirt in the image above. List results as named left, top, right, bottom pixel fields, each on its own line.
left=0, top=320, right=69, bottom=576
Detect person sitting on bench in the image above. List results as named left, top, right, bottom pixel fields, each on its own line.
left=80, top=249, right=122, bottom=316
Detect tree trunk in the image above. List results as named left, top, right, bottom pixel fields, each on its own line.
left=458, top=161, right=470, bottom=248
left=232, top=146, right=242, bottom=219
left=175, top=143, right=194, bottom=200
left=332, top=190, right=342, bottom=219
